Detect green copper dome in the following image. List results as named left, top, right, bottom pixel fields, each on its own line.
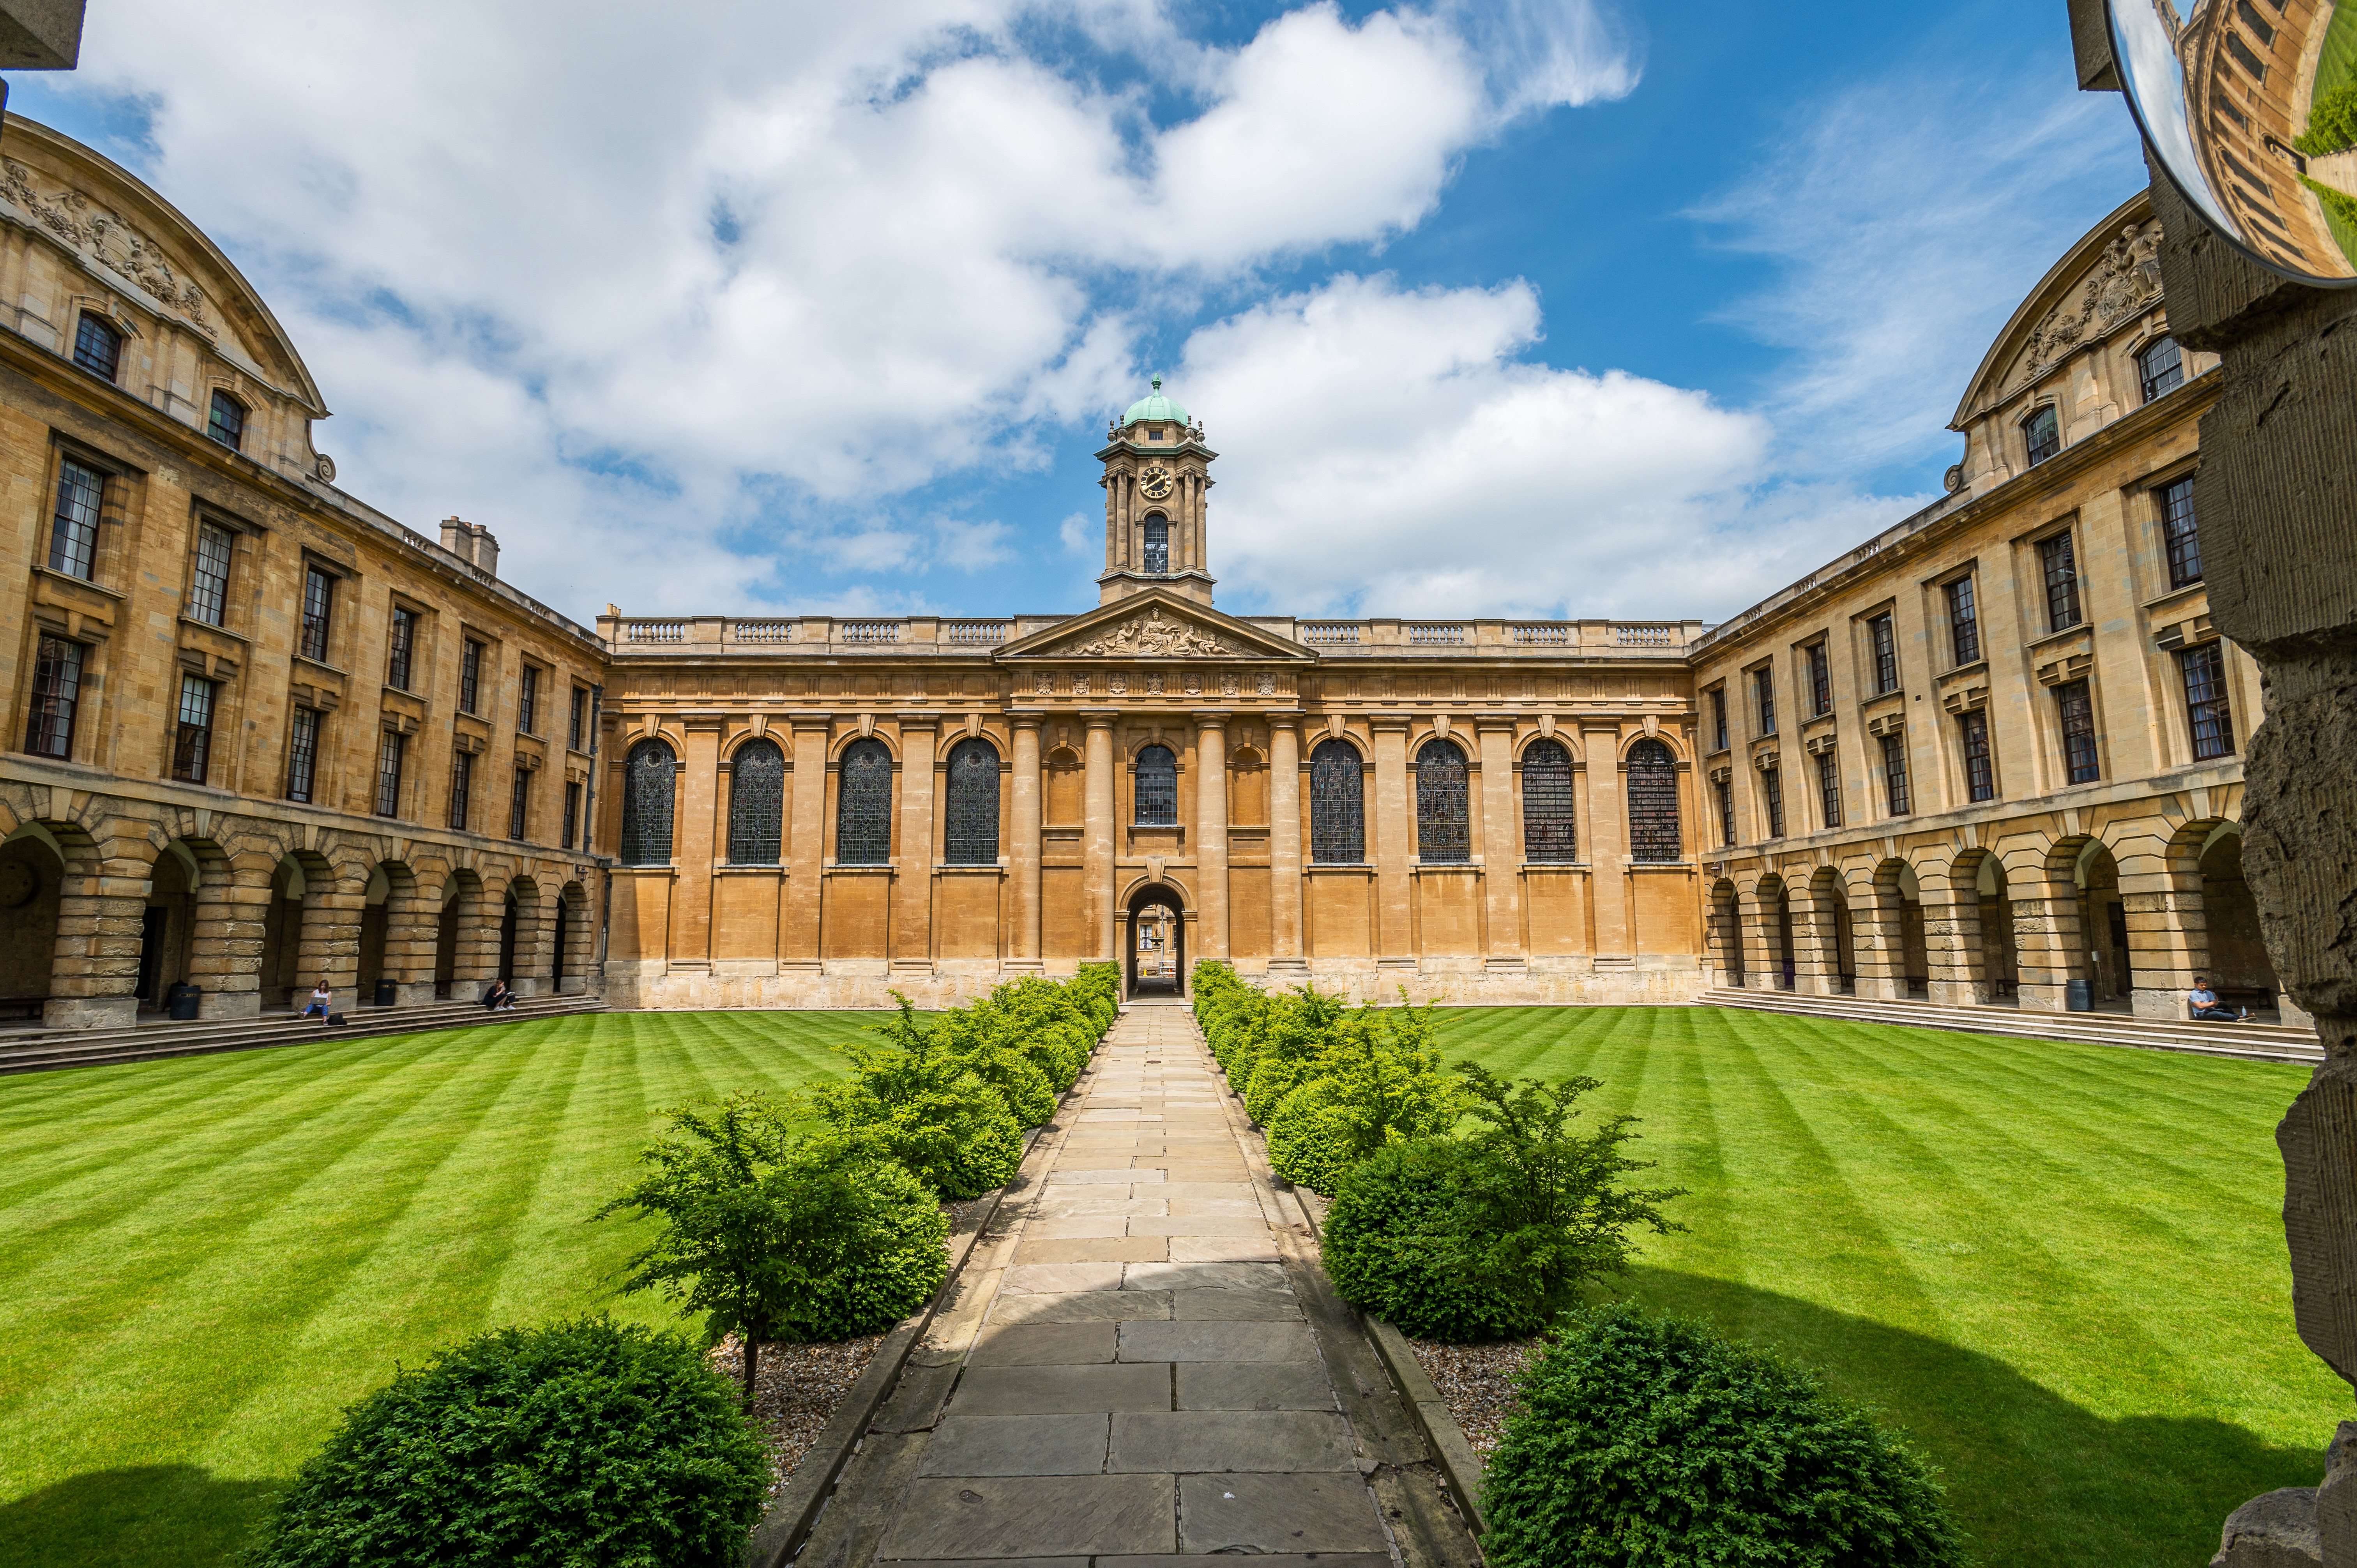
left=1121, top=375, right=1189, bottom=429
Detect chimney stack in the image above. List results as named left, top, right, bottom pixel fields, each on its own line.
left=438, top=516, right=500, bottom=580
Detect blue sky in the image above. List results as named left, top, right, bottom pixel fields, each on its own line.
left=5, top=0, right=2147, bottom=624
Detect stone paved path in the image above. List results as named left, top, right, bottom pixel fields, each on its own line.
left=818, top=1000, right=1403, bottom=1565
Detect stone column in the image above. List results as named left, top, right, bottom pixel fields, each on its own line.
left=187, top=850, right=273, bottom=1020
left=2009, top=860, right=2085, bottom=1013
left=297, top=869, right=368, bottom=1001
left=1083, top=712, right=1117, bottom=961
left=1850, top=879, right=1908, bottom=1001
left=1919, top=867, right=1990, bottom=1005
left=451, top=883, right=501, bottom=995
left=511, top=887, right=558, bottom=996
left=44, top=830, right=151, bottom=1030
left=1478, top=719, right=1524, bottom=969
left=1584, top=725, right=1631, bottom=961
left=1267, top=713, right=1307, bottom=973
left=892, top=714, right=940, bottom=974
left=1008, top=712, right=1044, bottom=970
left=673, top=719, right=724, bottom=968
left=1790, top=879, right=1841, bottom=996
left=1371, top=717, right=1414, bottom=964
left=1737, top=881, right=1782, bottom=993
left=383, top=873, right=443, bottom=1006
left=2119, top=853, right=2205, bottom=1020
left=783, top=715, right=829, bottom=969
left=1195, top=710, right=1230, bottom=961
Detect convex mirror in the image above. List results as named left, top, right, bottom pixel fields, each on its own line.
left=2108, top=0, right=2357, bottom=284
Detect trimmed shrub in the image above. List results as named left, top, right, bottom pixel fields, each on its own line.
left=1321, top=1138, right=1528, bottom=1340
left=1262, top=998, right=1455, bottom=1195
left=811, top=997, right=1023, bottom=1199
left=1482, top=1305, right=1965, bottom=1568
left=251, top=1317, right=767, bottom=1568
left=786, top=1147, right=951, bottom=1337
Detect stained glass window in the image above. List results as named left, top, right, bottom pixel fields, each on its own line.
left=2181, top=643, right=2235, bottom=760
left=1415, top=738, right=1469, bottom=863
left=945, top=738, right=1001, bottom=864
left=1521, top=739, right=1576, bottom=863
left=728, top=738, right=786, bottom=864
left=1628, top=739, right=1680, bottom=862
left=1134, top=744, right=1177, bottom=826
left=1310, top=739, right=1364, bottom=863
left=835, top=739, right=893, bottom=864
left=620, top=739, right=677, bottom=865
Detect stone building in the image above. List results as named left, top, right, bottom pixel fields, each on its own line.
left=0, top=117, right=604, bottom=1028
left=1689, top=192, right=2291, bottom=1024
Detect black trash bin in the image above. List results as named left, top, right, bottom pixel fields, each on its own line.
left=374, top=978, right=397, bottom=1007
left=2065, top=978, right=2092, bottom=1012
left=166, top=982, right=202, bottom=1021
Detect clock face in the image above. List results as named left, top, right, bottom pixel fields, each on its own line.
left=1139, top=465, right=1174, bottom=502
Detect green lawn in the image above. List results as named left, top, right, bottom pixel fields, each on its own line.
left=0, top=1011, right=876, bottom=1568
left=1437, top=1005, right=2342, bottom=1566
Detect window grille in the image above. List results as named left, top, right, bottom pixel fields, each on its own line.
left=1945, top=577, right=1981, bottom=666
left=1311, top=740, right=1365, bottom=863
left=1710, top=687, right=1728, bottom=751
left=1415, top=739, right=1470, bottom=863
left=1522, top=739, right=1576, bottom=862
left=510, top=766, right=532, bottom=841
left=49, top=458, right=103, bottom=580
left=519, top=664, right=540, bottom=733
left=569, top=687, right=587, bottom=750
left=1143, top=514, right=1169, bottom=574
left=563, top=781, right=582, bottom=851
left=2181, top=643, right=2236, bottom=760
left=1628, top=740, right=1681, bottom=862
left=1959, top=711, right=1995, bottom=801
left=25, top=635, right=83, bottom=759
left=1869, top=613, right=1898, bottom=694
left=944, top=738, right=1001, bottom=865
left=1880, top=732, right=1911, bottom=815
left=1716, top=777, right=1736, bottom=846
left=2138, top=336, right=2185, bottom=403
left=174, top=674, right=216, bottom=784
left=2023, top=405, right=2060, bottom=466
left=286, top=708, right=320, bottom=803
left=301, top=566, right=334, bottom=662
left=1760, top=761, right=1785, bottom=839
left=449, top=750, right=474, bottom=832
left=189, top=522, right=233, bottom=627
left=2056, top=679, right=2100, bottom=783
left=207, top=390, right=246, bottom=451
left=72, top=314, right=120, bottom=381
left=1134, top=745, right=1177, bottom=826
left=835, top=739, right=893, bottom=863
left=459, top=639, right=483, bottom=714
left=620, top=739, right=677, bottom=864
left=1807, top=642, right=1832, bottom=717
left=1752, top=666, right=1777, bottom=736
left=386, top=606, right=417, bottom=691
left=2160, top=477, right=2202, bottom=588
left=375, top=729, right=407, bottom=818
left=1816, top=749, right=1842, bottom=829
left=2039, top=531, right=2081, bottom=632
left=726, top=738, right=786, bottom=864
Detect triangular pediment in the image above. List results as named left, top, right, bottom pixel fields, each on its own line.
left=996, top=591, right=1312, bottom=662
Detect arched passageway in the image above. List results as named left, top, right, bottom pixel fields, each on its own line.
left=0, top=830, right=66, bottom=1017
left=2078, top=844, right=2130, bottom=1006
left=357, top=864, right=391, bottom=1003
left=1709, top=879, right=1744, bottom=987
left=256, top=856, right=309, bottom=1008
left=1774, top=882, right=1796, bottom=990
left=136, top=844, right=200, bottom=1011
left=1893, top=862, right=1929, bottom=997
left=1969, top=852, right=2020, bottom=1001
left=2197, top=826, right=2281, bottom=1014
left=1125, top=883, right=1186, bottom=999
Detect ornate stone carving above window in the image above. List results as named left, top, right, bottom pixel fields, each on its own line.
left=1051, top=609, right=1238, bottom=658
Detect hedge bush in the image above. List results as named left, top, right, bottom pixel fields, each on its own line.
left=1320, top=1138, right=1532, bottom=1340
left=1482, top=1304, right=1965, bottom=1568
left=810, top=999, right=1025, bottom=1199
left=251, top=1317, right=767, bottom=1568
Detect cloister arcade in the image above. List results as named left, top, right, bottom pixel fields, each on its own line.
left=0, top=784, right=594, bottom=1030
left=1703, top=811, right=2286, bottom=1022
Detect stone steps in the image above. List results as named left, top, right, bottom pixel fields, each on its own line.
left=1697, top=986, right=2323, bottom=1065
left=0, top=992, right=608, bottom=1076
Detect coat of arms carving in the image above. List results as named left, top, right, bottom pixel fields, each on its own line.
left=1053, top=609, right=1238, bottom=658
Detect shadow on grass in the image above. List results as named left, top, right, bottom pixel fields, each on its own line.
left=1607, top=1268, right=2326, bottom=1564
left=0, top=1465, right=284, bottom=1568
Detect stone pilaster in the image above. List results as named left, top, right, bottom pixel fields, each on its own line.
left=43, top=831, right=151, bottom=1030
left=382, top=871, right=443, bottom=1006
left=1850, top=880, right=1908, bottom=1001
left=1083, top=712, right=1117, bottom=961
left=1478, top=719, right=1524, bottom=968
left=2119, top=855, right=2206, bottom=1019
left=1266, top=713, right=1306, bottom=972
left=297, top=871, right=368, bottom=1001
left=783, top=715, right=829, bottom=969
left=892, top=714, right=940, bottom=973
left=1789, top=878, right=1842, bottom=996
left=1008, top=712, right=1044, bottom=970
left=1371, top=717, right=1413, bottom=963
left=1737, top=882, right=1784, bottom=992
left=2009, top=863, right=2085, bottom=1012
left=188, top=851, right=272, bottom=1020
left=511, top=888, right=557, bottom=996
left=1919, top=867, right=1991, bottom=1006
left=1585, top=726, right=1631, bottom=961
left=1195, top=711, right=1230, bottom=961
left=673, top=719, right=723, bottom=968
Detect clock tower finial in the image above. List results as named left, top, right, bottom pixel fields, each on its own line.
left=1095, top=379, right=1216, bottom=606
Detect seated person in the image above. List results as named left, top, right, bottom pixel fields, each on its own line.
left=298, top=982, right=332, bottom=1021
left=2189, top=976, right=2249, bottom=1022
left=482, top=978, right=514, bottom=1012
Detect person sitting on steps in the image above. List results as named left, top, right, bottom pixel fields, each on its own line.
left=2189, top=976, right=2250, bottom=1023
left=298, top=981, right=332, bottom=1022
left=481, top=978, right=515, bottom=1012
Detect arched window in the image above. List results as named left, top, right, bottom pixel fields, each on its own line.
left=619, top=739, right=677, bottom=866
left=1627, top=739, right=1681, bottom=863
left=1522, top=739, right=1576, bottom=863
left=1310, top=739, right=1364, bottom=863
left=944, top=738, right=1001, bottom=864
left=2137, top=336, right=2184, bottom=403
left=726, top=738, right=785, bottom=865
left=1415, top=738, right=1469, bottom=863
left=2022, top=404, right=2060, bottom=466
left=207, top=389, right=247, bottom=452
left=836, top=739, right=893, bottom=864
left=1134, top=744, right=1177, bottom=825
left=72, top=313, right=121, bottom=381
left=1143, top=513, right=1170, bottom=574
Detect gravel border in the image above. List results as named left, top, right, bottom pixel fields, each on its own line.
left=1403, top=1335, right=1537, bottom=1459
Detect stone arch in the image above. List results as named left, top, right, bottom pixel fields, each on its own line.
left=36, top=813, right=164, bottom=1029
left=829, top=729, right=902, bottom=763
left=556, top=880, right=594, bottom=994
left=2191, top=821, right=2284, bottom=1018
left=1956, top=846, right=2021, bottom=1001
left=0, top=825, right=68, bottom=1019
left=1124, top=879, right=1188, bottom=999
left=504, top=873, right=557, bottom=993
left=2104, top=816, right=2207, bottom=1018
left=434, top=867, right=493, bottom=1001
left=1795, top=865, right=1854, bottom=996
left=1919, top=847, right=1993, bottom=1006
left=1707, top=877, right=1744, bottom=987
left=135, top=839, right=205, bottom=1012
left=1998, top=833, right=2090, bottom=1012
left=2074, top=838, right=2132, bottom=1006
left=1855, top=857, right=1926, bottom=1000
left=1740, top=871, right=1793, bottom=991
left=371, top=858, right=440, bottom=1006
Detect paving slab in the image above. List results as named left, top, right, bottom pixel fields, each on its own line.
left=1170, top=1235, right=1283, bottom=1263
left=1119, top=1319, right=1319, bottom=1363
left=1124, top=1260, right=1291, bottom=1292
left=1024, top=1214, right=1129, bottom=1239
left=1045, top=1167, right=1165, bottom=1185
left=988, top=1290, right=1174, bottom=1324
left=1170, top=1288, right=1306, bottom=1321
left=1014, top=1234, right=1169, bottom=1266
left=880, top=1475, right=1177, bottom=1557
left=1032, top=1194, right=1168, bottom=1218
left=1176, top=1361, right=1339, bottom=1411
left=918, top=1413, right=1110, bottom=1477
left=967, top=1321, right=1118, bottom=1366
left=1176, top=1473, right=1389, bottom=1553
left=950, top=1362, right=1173, bottom=1415
left=1124, top=1214, right=1271, bottom=1238
left=1110, top=1410, right=1357, bottom=1473
left=1000, top=1262, right=1124, bottom=1294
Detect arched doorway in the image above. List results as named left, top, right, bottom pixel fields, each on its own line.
left=257, top=856, right=310, bottom=1009
left=136, top=844, right=200, bottom=1011
left=1709, top=879, right=1743, bottom=987
left=497, top=890, right=520, bottom=984
left=1971, top=852, right=2020, bottom=1001
left=357, top=864, right=391, bottom=1005
left=2077, top=843, right=2129, bottom=1006
left=434, top=874, right=477, bottom=1000
left=2198, top=825, right=2281, bottom=1014
left=1891, top=861, right=1929, bottom=997
left=1125, top=883, right=1186, bottom=999
left=1774, top=883, right=1796, bottom=990
left=0, top=829, right=66, bottom=1016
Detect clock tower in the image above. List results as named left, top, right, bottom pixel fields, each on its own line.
left=1097, top=377, right=1217, bottom=606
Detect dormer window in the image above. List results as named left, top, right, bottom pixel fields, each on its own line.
left=2023, top=404, right=2061, bottom=466
left=73, top=314, right=122, bottom=382
left=1143, top=513, right=1170, bottom=574
left=207, top=390, right=247, bottom=451
left=2138, top=337, right=2184, bottom=403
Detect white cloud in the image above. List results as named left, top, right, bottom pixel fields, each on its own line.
left=1058, top=512, right=1097, bottom=554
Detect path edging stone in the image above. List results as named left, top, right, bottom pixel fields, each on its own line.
left=1363, top=1315, right=1488, bottom=1536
